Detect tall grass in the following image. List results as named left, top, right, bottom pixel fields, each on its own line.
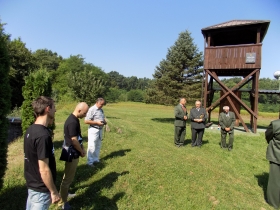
left=0, top=102, right=276, bottom=210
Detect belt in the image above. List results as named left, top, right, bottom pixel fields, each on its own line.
left=90, top=125, right=102, bottom=130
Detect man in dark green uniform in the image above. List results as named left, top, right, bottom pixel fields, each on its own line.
left=219, top=106, right=235, bottom=151
left=189, top=100, right=207, bottom=147
left=265, top=119, right=280, bottom=209
left=174, top=98, right=188, bottom=147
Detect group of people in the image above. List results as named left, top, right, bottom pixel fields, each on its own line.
left=174, top=98, right=236, bottom=150
left=24, top=96, right=106, bottom=210
left=22, top=95, right=280, bottom=209
left=174, top=97, right=280, bottom=209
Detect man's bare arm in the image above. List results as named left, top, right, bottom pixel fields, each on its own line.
left=38, top=159, right=60, bottom=203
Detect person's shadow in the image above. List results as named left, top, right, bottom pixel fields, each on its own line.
left=56, top=148, right=131, bottom=209
left=255, top=172, right=269, bottom=201
left=70, top=171, right=129, bottom=209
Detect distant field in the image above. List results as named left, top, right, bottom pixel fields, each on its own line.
left=0, top=102, right=277, bottom=210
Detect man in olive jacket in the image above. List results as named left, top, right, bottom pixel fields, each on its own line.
left=265, top=119, right=280, bottom=209
left=189, top=100, right=207, bottom=147
left=174, top=98, right=188, bottom=147
left=219, top=106, right=235, bottom=151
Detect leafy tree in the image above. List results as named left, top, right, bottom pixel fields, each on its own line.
left=146, top=30, right=203, bottom=105
left=21, top=68, right=52, bottom=134
left=107, top=71, right=127, bottom=89
left=52, top=55, right=85, bottom=99
left=8, top=38, right=35, bottom=108
left=32, top=49, right=63, bottom=81
left=127, top=89, right=144, bottom=102
left=0, top=21, right=11, bottom=189
left=106, top=88, right=123, bottom=103
left=69, top=68, right=108, bottom=105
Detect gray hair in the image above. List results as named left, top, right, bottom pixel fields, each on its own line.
left=223, top=106, right=229, bottom=110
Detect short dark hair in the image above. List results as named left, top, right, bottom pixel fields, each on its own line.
left=32, top=96, right=54, bottom=118
left=96, top=97, right=105, bottom=104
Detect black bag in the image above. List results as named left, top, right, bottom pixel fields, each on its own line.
left=59, top=145, right=74, bottom=162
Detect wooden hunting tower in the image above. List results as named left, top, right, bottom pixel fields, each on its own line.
left=201, top=20, right=270, bottom=133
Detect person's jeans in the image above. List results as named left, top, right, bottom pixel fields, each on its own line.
left=26, top=189, right=51, bottom=210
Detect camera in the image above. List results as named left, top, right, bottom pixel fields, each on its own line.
left=101, top=121, right=107, bottom=125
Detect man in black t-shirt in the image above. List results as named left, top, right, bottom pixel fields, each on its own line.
left=24, top=96, right=60, bottom=210
left=59, top=102, right=89, bottom=210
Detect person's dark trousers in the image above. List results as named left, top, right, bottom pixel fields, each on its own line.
left=220, top=130, right=234, bottom=149
left=267, top=162, right=280, bottom=209
left=174, top=126, right=186, bottom=146
left=191, top=128, right=204, bottom=146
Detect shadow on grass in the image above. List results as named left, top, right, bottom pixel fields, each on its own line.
left=255, top=172, right=269, bottom=201
left=106, top=116, right=121, bottom=119
left=71, top=171, right=129, bottom=209
left=0, top=185, right=27, bottom=209
left=57, top=148, right=131, bottom=209
left=151, top=118, right=174, bottom=124
left=101, top=149, right=131, bottom=161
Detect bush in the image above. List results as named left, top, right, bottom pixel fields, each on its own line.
left=0, top=21, right=12, bottom=189
left=21, top=68, right=52, bottom=135
left=127, top=89, right=144, bottom=102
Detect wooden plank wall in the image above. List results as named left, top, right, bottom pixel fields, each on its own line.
left=204, top=44, right=262, bottom=69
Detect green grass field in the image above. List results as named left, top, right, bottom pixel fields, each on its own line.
left=0, top=102, right=278, bottom=210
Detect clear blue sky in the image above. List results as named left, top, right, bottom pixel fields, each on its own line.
left=1, top=0, right=279, bottom=79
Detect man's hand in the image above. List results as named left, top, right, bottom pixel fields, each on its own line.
left=80, top=149, right=86, bottom=157
left=97, top=121, right=104, bottom=126
left=51, top=191, right=61, bottom=204
left=184, top=116, right=188, bottom=120
left=225, top=127, right=230, bottom=132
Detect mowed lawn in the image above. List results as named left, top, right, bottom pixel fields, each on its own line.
left=0, top=102, right=278, bottom=210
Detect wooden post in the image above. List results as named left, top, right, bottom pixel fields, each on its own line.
left=253, top=69, right=260, bottom=133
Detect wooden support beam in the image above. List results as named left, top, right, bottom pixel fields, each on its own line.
left=207, top=70, right=257, bottom=118
left=222, top=90, right=249, bottom=132
left=206, top=69, right=259, bottom=110
left=253, top=69, right=260, bottom=133
left=204, top=70, right=208, bottom=109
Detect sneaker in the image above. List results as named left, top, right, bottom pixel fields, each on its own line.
left=68, top=193, right=76, bottom=198
left=61, top=202, right=71, bottom=210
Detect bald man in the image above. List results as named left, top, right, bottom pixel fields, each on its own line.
left=59, top=102, right=89, bottom=210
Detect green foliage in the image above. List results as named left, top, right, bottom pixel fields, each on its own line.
left=32, top=49, right=63, bottom=81
left=107, top=71, right=151, bottom=91
left=0, top=20, right=11, bottom=190
left=146, top=30, right=203, bottom=105
left=53, top=55, right=109, bottom=102
left=127, top=89, right=145, bottom=102
left=8, top=38, right=35, bottom=108
left=7, top=105, right=21, bottom=118
left=106, top=88, right=123, bottom=103
left=52, top=55, right=85, bottom=100
left=69, top=67, right=108, bottom=105
left=21, top=68, right=52, bottom=134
